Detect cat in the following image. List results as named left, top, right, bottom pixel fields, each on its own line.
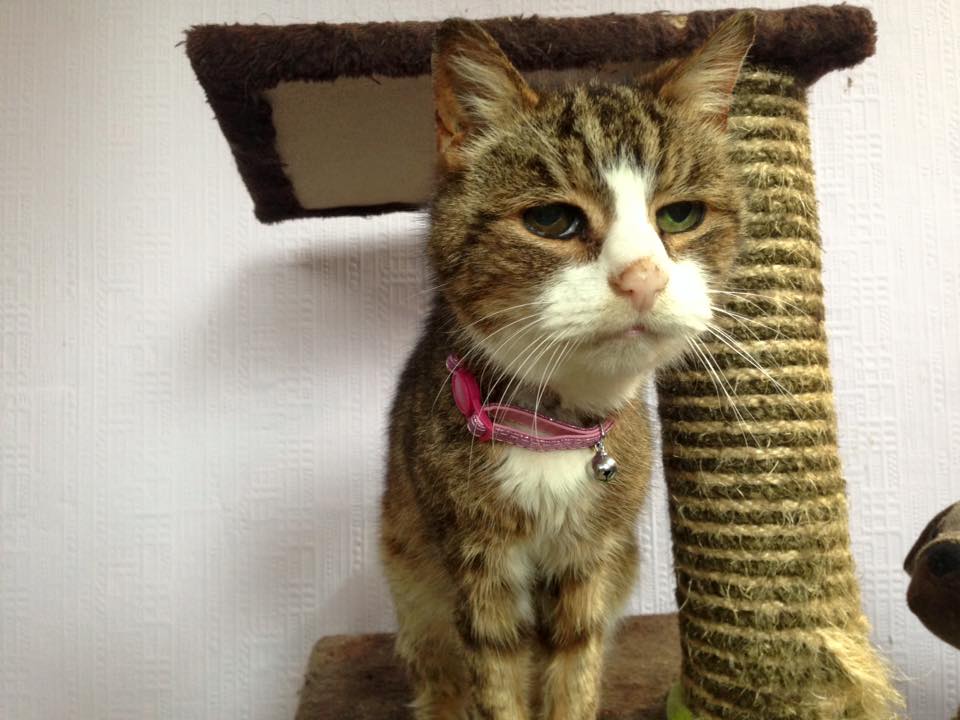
left=380, top=12, right=754, bottom=720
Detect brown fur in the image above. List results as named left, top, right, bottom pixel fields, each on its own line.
left=381, top=15, right=753, bottom=719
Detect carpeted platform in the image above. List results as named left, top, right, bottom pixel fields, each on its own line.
left=184, top=6, right=875, bottom=222
left=294, top=613, right=680, bottom=719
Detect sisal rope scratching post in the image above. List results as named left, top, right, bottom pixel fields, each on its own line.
left=657, top=69, right=901, bottom=718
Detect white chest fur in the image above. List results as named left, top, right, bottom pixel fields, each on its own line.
left=494, top=444, right=597, bottom=541
left=494, top=445, right=602, bottom=612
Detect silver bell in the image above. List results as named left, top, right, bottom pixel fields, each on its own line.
left=591, top=440, right=618, bottom=482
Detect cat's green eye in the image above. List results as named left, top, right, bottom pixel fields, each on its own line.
left=522, top=203, right=585, bottom=240
left=656, top=201, right=706, bottom=234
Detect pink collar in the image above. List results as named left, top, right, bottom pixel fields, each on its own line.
left=446, top=354, right=615, bottom=452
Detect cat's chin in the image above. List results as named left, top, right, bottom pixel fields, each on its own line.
left=587, top=323, right=695, bottom=358
left=544, top=333, right=693, bottom=414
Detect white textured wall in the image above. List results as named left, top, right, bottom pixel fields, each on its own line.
left=1, top=0, right=957, bottom=717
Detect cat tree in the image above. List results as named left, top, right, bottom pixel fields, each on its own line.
left=185, top=6, right=901, bottom=717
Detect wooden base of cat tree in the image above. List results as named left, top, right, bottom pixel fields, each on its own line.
left=295, top=613, right=680, bottom=719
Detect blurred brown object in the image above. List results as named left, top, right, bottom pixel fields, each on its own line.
left=904, top=501, right=960, bottom=650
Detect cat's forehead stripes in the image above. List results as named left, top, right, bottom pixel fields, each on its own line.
left=545, top=85, right=666, bottom=190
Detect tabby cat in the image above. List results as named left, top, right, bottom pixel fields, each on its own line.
left=380, top=13, right=754, bottom=719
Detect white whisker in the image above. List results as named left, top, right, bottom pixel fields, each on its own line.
left=431, top=310, right=545, bottom=414
left=688, top=336, right=760, bottom=447
left=705, top=324, right=797, bottom=405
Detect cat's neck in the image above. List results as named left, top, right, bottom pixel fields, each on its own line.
left=429, top=295, right=647, bottom=423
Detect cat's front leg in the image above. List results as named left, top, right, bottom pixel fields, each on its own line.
left=540, top=631, right=605, bottom=720
left=454, top=541, right=535, bottom=720
left=538, top=542, right=637, bottom=720
left=537, top=575, right=607, bottom=719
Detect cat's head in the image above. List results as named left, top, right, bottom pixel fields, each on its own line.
left=429, top=14, right=754, bottom=414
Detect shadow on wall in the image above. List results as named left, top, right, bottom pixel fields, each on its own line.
left=180, top=223, right=430, bottom=641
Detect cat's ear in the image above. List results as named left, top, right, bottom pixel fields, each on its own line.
left=432, top=19, right=539, bottom=167
left=657, top=12, right=756, bottom=126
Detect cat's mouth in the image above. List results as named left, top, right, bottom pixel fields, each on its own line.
left=592, top=322, right=666, bottom=343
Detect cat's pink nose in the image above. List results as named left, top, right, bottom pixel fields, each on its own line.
left=612, top=258, right=669, bottom=313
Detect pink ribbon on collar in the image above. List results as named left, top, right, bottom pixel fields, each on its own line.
left=446, top=354, right=614, bottom=451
